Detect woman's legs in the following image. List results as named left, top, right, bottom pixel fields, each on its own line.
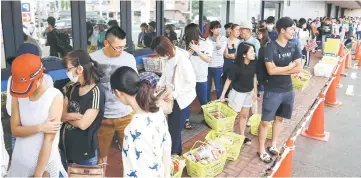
left=213, top=68, right=223, bottom=99
left=168, top=101, right=187, bottom=155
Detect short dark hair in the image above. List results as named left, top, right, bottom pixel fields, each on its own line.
left=47, top=17, right=56, bottom=27
left=150, top=36, right=175, bottom=59
left=108, top=20, right=119, bottom=27
left=224, top=23, right=233, bottom=30
left=105, top=26, right=126, bottom=40
left=110, top=66, right=159, bottom=113
left=276, top=17, right=294, bottom=34
left=266, top=16, right=275, bottom=24
left=149, top=21, right=156, bottom=30
left=65, top=49, right=104, bottom=86
left=209, top=21, right=221, bottom=36
left=140, top=23, right=148, bottom=28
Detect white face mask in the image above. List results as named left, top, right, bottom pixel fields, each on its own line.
left=66, top=71, right=79, bottom=83
left=302, top=24, right=307, bottom=29
left=267, top=24, right=274, bottom=32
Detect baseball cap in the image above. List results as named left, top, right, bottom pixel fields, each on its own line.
left=239, top=21, right=253, bottom=30
left=16, top=43, right=40, bottom=57
left=10, top=54, right=44, bottom=98
left=139, top=72, right=160, bottom=88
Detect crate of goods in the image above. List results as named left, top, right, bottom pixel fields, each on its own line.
left=314, top=62, right=337, bottom=77
left=183, top=141, right=227, bottom=178
left=201, top=101, right=238, bottom=133
left=323, top=38, right=341, bottom=55
left=250, top=114, right=273, bottom=139
left=142, top=55, right=166, bottom=73
left=292, top=70, right=312, bottom=91
left=171, top=155, right=186, bottom=177
left=320, top=56, right=339, bottom=65
left=205, top=130, right=245, bottom=161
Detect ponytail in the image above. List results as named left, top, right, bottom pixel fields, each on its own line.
left=88, top=58, right=104, bottom=84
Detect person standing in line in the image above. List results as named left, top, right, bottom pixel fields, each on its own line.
left=182, top=23, right=213, bottom=129
left=223, top=24, right=241, bottom=92
left=220, top=42, right=258, bottom=145
left=110, top=68, right=171, bottom=178
left=45, top=17, right=61, bottom=57
left=208, top=21, right=228, bottom=101
left=224, top=23, right=233, bottom=38
left=258, top=17, right=302, bottom=163
left=298, top=18, right=311, bottom=68
left=356, top=20, right=361, bottom=40
left=90, top=26, right=137, bottom=169
left=60, top=50, right=105, bottom=170
left=151, top=36, right=196, bottom=156
left=266, top=16, right=278, bottom=41
left=7, top=54, right=67, bottom=177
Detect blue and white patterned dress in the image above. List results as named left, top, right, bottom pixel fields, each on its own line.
left=122, top=109, right=172, bottom=178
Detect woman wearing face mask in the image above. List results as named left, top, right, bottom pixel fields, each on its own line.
left=181, top=23, right=213, bottom=129
left=150, top=36, right=196, bottom=155
left=208, top=21, right=227, bottom=100
left=223, top=24, right=241, bottom=97
left=220, top=43, right=258, bottom=145
left=7, top=54, right=66, bottom=177
left=298, top=18, right=311, bottom=68
left=60, top=49, right=105, bottom=169
left=111, top=68, right=171, bottom=178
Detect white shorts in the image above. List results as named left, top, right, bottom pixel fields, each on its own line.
left=228, top=89, right=253, bottom=112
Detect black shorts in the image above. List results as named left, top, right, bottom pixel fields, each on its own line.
left=261, top=90, right=295, bottom=121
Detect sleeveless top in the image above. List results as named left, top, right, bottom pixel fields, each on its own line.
left=7, top=87, right=67, bottom=177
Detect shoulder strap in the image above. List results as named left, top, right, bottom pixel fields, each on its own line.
left=171, top=65, right=177, bottom=85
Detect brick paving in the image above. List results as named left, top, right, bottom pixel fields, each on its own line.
left=104, top=52, right=331, bottom=177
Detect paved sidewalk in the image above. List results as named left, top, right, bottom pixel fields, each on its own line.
left=104, top=52, right=331, bottom=177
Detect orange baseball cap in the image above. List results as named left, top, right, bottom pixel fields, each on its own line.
left=10, top=54, right=44, bottom=98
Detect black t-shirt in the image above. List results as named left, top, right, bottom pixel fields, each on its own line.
left=60, top=83, right=105, bottom=162
left=227, top=60, right=257, bottom=93
left=264, top=40, right=302, bottom=92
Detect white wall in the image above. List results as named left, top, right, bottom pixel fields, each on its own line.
left=229, top=0, right=261, bottom=24
left=344, top=9, right=361, bottom=17
left=282, top=0, right=326, bottom=20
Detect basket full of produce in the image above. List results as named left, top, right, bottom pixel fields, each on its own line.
left=171, top=155, right=186, bottom=177
left=205, top=130, right=245, bottom=161
left=201, top=100, right=238, bottom=133
left=250, top=114, right=273, bottom=139
left=183, top=141, right=227, bottom=178
left=142, top=55, right=166, bottom=73
left=292, top=69, right=312, bottom=91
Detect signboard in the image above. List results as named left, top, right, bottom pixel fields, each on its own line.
left=21, top=3, right=31, bottom=12
left=22, top=13, right=31, bottom=23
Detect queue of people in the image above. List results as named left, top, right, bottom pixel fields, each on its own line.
left=2, top=15, right=360, bottom=177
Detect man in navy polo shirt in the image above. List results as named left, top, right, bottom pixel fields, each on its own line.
left=258, top=17, right=302, bottom=163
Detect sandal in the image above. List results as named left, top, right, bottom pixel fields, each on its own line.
left=258, top=152, right=273, bottom=163
left=243, top=138, right=251, bottom=145
left=267, top=146, right=280, bottom=156
left=184, top=120, right=192, bottom=129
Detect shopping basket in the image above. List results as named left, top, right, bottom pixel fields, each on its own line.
left=292, top=69, right=312, bottom=91
left=182, top=141, right=227, bottom=178
left=205, top=130, right=245, bottom=161
left=250, top=114, right=272, bottom=139
left=142, top=56, right=166, bottom=73
left=201, top=100, right=238, bottom=132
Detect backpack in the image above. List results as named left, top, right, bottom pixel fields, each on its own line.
left=54, top=30, right=73, bottom=57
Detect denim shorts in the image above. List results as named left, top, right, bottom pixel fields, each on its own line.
left=261, top=90, right=295, bottom=121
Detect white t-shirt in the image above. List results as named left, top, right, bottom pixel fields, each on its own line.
left=90, top=49, right=137, bottom=118
left=6, top=74, right=54, bottom=116
left=190, top=39, right=214, bottom=82
left=122, top=109, right=171, bottom=178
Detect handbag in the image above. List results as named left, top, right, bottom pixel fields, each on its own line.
left=156, top=65, right=177, bottom=115
left=63, top=85, right=106, bottom=177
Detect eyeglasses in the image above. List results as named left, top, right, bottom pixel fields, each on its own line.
left=66, top=57, right=80, bottom=72
left=107, top=40, right=128, bottom=51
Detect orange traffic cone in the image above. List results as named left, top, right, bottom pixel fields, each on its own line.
left=354, top=42, right=360, bottom=59
left=339, top=55, right=347, bottom=77
left=356, top=43, right=361, bottom=66
left=273, top=139, right=295, bottom=177
left=301, top=95, right=330, bottom=142
left=345, top=52, right=352, bottom=69
left=338, top=44, right=345, bottom=57
left=335, top=59, right=342, bottom=88
left=325, top=74, right=343, bottom=108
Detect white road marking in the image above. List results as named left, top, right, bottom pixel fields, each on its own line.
left=345, top=85, right=355, bottom=96
left=350, top=72, right=357, bottom=79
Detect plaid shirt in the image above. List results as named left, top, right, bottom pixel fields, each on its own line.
left=139, top=72, right=160, bottom=88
